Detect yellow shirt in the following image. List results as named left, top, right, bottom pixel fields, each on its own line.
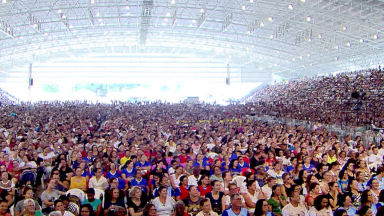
left=69, top=177, right=87, bottom=190
left=327, top=155, right=337, bottom=164
left=120, top=156, right=130, bottom=165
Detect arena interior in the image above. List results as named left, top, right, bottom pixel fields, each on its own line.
left=0, top=0, right=384, bottom=216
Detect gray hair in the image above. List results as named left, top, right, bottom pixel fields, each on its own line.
left=230, top=193, right=241, bottom=201
left=23, top=199, right=35, bottom=206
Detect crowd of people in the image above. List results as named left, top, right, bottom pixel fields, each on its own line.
left=245, top=68, right=384, bottom=127
left=0, top=68, right=383, bottom=216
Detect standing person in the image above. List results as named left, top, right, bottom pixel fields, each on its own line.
left=205, top=180, right=225, bottom=215
left=196, top=199, right=218, bottom=216
left=222, top=194, right=250, bottom=216
left=152, top=186, right=176, bottom=216
left=308, top=195, right=332, bottom=216
left=81, top=189, right=102, bottom=216
left=282, top=191, right=308, bottom=216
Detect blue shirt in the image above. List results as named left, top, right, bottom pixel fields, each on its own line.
left=121, top=168, right=136, bottom=178
left=106, top=171, right=121, bottom=179
left=134, top=161, right=151, bottom=168
left=81, top=170, right=90, bottom=178
left=373, top=175, right=384, bottom=191
left=130, top=177, right=148, bottom=193
left=222, top=208, right=250, bottom=216
left=192, top=160, right=209, bottom=168
left=82, top=156, right=93, bottom=164
left=153, top=186, right=181, bottom=198
left=238, top=162, right=249, bottom=169
left=337, top=206, right=357, bottom=216
left=230, top=167, right=242, bottom=176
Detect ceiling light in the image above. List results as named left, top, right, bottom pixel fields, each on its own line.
left=373, top=34, right=378, bottom=40
left=359, top=38, right=364, bottom=43
left=126, top=6, right=130, bottom=10
left=91, top=0, right=95, bottom=4
left=346, top=42, right=351, bottom=47
left=166, top=12, right=171, bottom=16
left=250, top=0, right=254, bottom=3
left=301, top=0, right=306, bottom=2
left=247, top=30, right=250, bottom=35
left=58, top=9, right=62, bottom=13
left=334, top=45, right=339, bottom=49
left=259, top=21, right=264, bottom=27
left=307, top=54, right=310, bottom=57
left=171, top=0, right=176, bottom=4
left=277, top=51, right=280, bottom=54
left=2, top=0, right=6, bottom=3
left=307, top=38, right=312, bottom=42
left=269, top=35, right=274, bottom=39
left=162, top=22, right=166, bottom=26
left=268, top=17, right=273, bottom=22
left=101, top=22, right=104, bottom=26
left=288, top=4, right=293, bottom=10
left=62, top=15, right=67, bottom=19
left=292, top=58, right=295, bottom=61
left=96, top=12, right=100, bottom=16
left=192, top=20, right=196, bottom=23
left=306, top=17, right=311, bottom=22
left=241, top=5, right=246, bottom=10
left=318, top=34, right=322, bottom=38
left=126, top=12, right=130, bottom=15
left=164, top=18, right=168, bottom=21
left=189, top=24, right=192, bottom=27
left=98, top=18, right=102, bottom=22
left=302, top=65, right=306, bottom=68
left=335, top=57, right=339, bottom=60
left=342, top=25, right=347, bottom=30
left=33, top=24, right=38, bottom=28
left=200, top=8, right=204, bottom=13
left=299, top=56, right=303, bottom=60
left=309, top=63, right=313, bottom=66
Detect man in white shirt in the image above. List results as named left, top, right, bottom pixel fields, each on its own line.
left=282, top=191, right=308, bottom=216
left=368, top=146, right=382, bottom=169
left=188, top=167, right=201, bottom=186
left=261, top=177, right=276, bottom=200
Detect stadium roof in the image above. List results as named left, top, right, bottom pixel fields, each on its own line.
left=1, top=0, right=384, bottom=83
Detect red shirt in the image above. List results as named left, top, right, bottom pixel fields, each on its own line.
left=197, top=185, right=212, bottom=196
left=179, top=185, right=189, bottom=200
left=179, top=155, right=188, bottom=164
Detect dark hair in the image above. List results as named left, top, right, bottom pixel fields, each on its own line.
left=308, top=183, right=319, bottom=193
left=229, top=159, right=238, bottom=169
left=210, top=180, right=219, bottom=187
left=197, top=175, right=209, bottom=186
left=222, top=171, right=230, bottom=179
left=361, top=190, right=371, bottom=205
left=271, top=184, right=280, bottom=197
left=333, top=209, right=347, bottom=216
left=254, top=199, right=267, bottom=216
left=337, top=194, right=351, bottom=207
left=358, top=205, right=371, bottom=216
left=158, top=186, right=167, bottom=194
left=199, top=198, right=210, bottom=207
left=80, top=204, right=96, bottom=216
left=143, top=204, right=156, bottom=216
left=179, top=176, right=188, bottom=186
left=313, top=195, right=329, bottom=211
left=295, top=170, right=307, bottom=185
left=246, top=180, right=256, bottom=189
left=54, top=199, right=63, bottom=208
